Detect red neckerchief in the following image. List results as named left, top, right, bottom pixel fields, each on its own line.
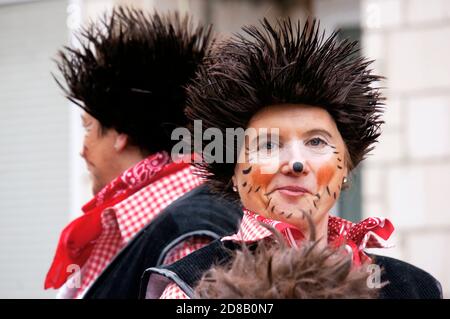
left=224, top=209, right=394, bottom=266
left=45, top=152, right=191, bottom=289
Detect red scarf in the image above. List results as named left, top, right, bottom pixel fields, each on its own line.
left=45, top=152, right=190, bottom=289
left=238, top=210, right=394, bottom=266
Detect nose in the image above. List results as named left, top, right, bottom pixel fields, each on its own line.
left=292, top=161, right=303, bottom=173
left=80, top=145, right=87, bottom=159
left=281, top=159, right=309, bottom=175
left=280, top=142, right=309, bottom=176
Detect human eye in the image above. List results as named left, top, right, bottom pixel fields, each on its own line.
left=82, top=119, right=92, bottom=129
left=258, top=140, right=279, bottom=152
left=306, top=137, right=328, bottom=148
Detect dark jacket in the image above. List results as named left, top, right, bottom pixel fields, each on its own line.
left=83, top=184, right=243, bottom=299
left=143, top=239, right=443, bottom=299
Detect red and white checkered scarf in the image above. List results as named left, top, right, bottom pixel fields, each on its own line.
left=223, top=209, right=395, bottom=266
left=45, top=152, right=202, bottom=290
left=161, top=208, right=396, bottom=299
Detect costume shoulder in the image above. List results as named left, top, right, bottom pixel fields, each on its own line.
left=142, top=239, right=236, bottom=298
left=84, top=184, right=242, bottom=299
left=141, top=184, right=243, bottom=246
left=155, top=183, right=242, bottom=222
left=372, top=254, right=443, bottom=299
left=144, top=248, right=444, bottom=299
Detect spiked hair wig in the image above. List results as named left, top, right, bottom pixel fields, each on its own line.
left=186, top=18, right=384, bottom=198
left=56, top=7, right=211, bottom=154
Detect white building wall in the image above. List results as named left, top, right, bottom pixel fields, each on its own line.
left=0, top=0, right=69, bottom=298
left=2, top=0, right=448, bottom=298
left=361, top=0, right=450, bottom=297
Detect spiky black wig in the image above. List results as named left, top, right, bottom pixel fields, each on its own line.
left=55, top=7, right=212, bottom=154
left=185, top=18, right=384, bottom=198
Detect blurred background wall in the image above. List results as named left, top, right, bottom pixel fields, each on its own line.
left=0, top=0, right=448, bottom=298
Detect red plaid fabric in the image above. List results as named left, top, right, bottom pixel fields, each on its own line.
left=160, top=210, right=394, bottom=299
left=162, top=236, right=212, bottom=265
left=161, top=281, right=190, bottom=299
left=225, top=210, right=394, bottom=259
left=70, top=164, right=203, bottom=298
left=47, top=152, right=175, bottom=290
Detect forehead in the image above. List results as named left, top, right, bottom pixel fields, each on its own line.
left=248, top=104, right=338, bottom=135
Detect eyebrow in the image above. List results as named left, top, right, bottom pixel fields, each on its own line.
left=80, top=114, right=90, bottom=123
left=247, top=128, right=333, bottom=147
left=304, top=129, right=333, bottom=139
left=249, top=132, right=280, bottom=146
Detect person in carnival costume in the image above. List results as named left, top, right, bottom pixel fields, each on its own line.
left=144, top=18, right=442, bottom=299
left=45, top=7, right=242, bottom=298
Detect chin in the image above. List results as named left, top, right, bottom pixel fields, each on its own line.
left=92, top=186, right=100, bottom=195
left=92, top=180, right=104, bottom=195
left=281, top=215, right=307, bottom=229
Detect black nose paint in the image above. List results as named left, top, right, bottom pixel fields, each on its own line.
left=293, top=161, right=303, bottom=173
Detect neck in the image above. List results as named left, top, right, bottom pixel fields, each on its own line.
left=106, top=150, right=146, bottom=186
left=118, top=151, right=146, bottom=173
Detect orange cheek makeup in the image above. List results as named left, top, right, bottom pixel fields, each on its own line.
left=249, top=166, right=275, bottom=190
left=237, top=145, right=347, bottom=223
left=317, top=164, right=334, bottom=188
left=311, top=147, right=346, bottom=214
left=237, top=164, right=276, bottom=212
left=313, top=164, right=337, bottom=210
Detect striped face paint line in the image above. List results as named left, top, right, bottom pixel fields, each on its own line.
left=265, top=196, right=272, bottom=209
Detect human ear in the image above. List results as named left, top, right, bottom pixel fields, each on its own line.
left=113, top=133, right=128, bottom=152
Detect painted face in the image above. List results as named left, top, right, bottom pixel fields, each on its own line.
left=233, top=104, right=349, bottom=236
left=80, top=112, right=121, bottom=195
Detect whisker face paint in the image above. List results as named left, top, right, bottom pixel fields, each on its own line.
left=232, top=104, right=349, bottom=233
left=265, top=197, right=272, bottom=209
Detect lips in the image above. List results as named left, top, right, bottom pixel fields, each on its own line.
left=274, top=185, right=311, bottom=197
